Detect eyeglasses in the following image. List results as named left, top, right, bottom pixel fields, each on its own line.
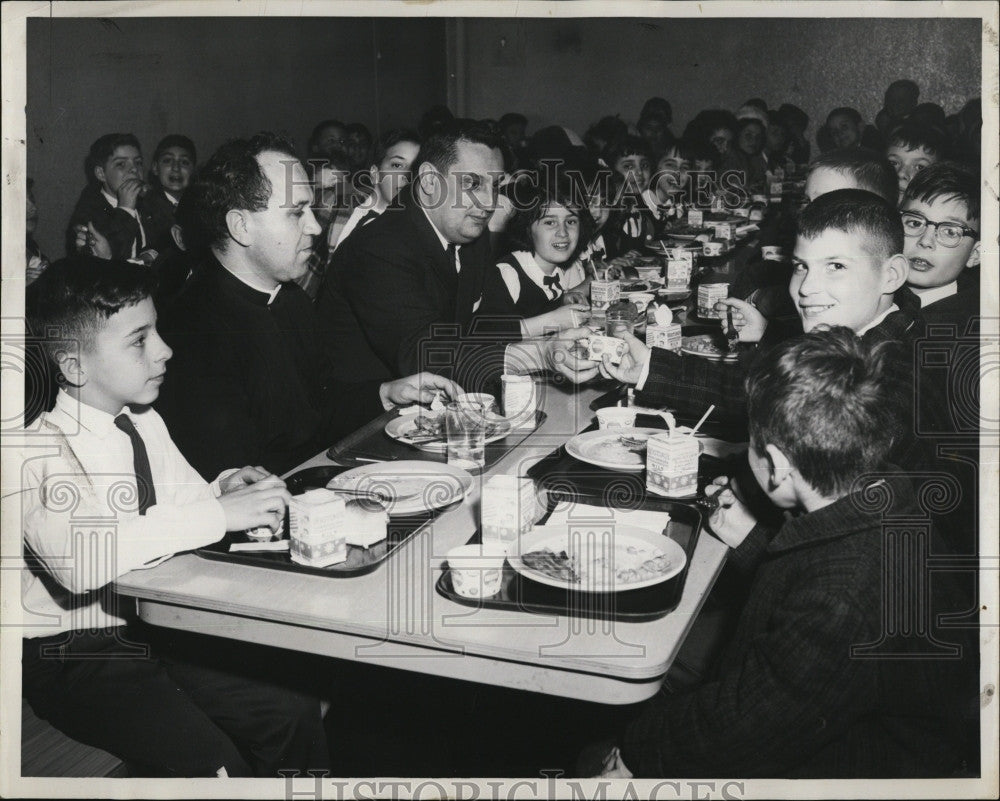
left=900, top=211, right=978, bottom=248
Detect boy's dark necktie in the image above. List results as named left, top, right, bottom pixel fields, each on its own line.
left=114, top=414, right=157, bottom=515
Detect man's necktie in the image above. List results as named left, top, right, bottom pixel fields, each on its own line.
left=543, top=272, right=563, bottom=298
left=114, top=414, right=157, bottom=515
left=359, top=209, right=380, bottom=227
left=447, top=243, right=460, bottom=273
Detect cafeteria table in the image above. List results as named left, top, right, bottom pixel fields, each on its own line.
left=114, top=379, right=732, bottom=706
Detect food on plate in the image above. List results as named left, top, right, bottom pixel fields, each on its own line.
left=408, top=412, right=445, bottom=439
left=605, top=262, right=640, bottom=281
left=577, top=432, right=646, bottom=466
left=521, top=548, right=580, bottom=583
left=682, top=334, right=736, bottom=360
left=621, top=279, right=664, bottom=293
left=520, top=541, right=676, bottom=587
left=661, top=222, right=709, bottom=238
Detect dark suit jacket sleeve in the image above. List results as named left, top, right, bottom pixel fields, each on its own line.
left=155, top=331, right=275, bottom=479
left=314, top=266, right=394, bottom=383
left=636, top=347, right=750, bottom=425
left=619, top=570, right=877, bottom=776
left=335, top=243, right=444, bottom=377
left=66, top=187, right=141, bottom=261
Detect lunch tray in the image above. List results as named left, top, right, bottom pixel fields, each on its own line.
left=435, top=500, right=704, bottom=623
left=196, top=465, right=449, bottom=578
left=327, top=411, right=547, bottom=472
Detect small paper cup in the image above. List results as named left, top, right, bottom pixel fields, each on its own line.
left=457, top=393, right=497, bottom=414
left=596, top=407, right=638, bottom=430
left=447, top=543, right=507, bottom=598
left=629, top=293, right=655, bottom=314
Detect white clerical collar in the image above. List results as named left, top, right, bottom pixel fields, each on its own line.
left=857, top=304, right=899, bottom=336
left=913, top=281, right=958, bottom=308
left=221, top=262, right=281, bottom=304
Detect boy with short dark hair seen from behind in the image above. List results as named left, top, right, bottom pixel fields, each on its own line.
left=587, top=328, right=972, bottom=778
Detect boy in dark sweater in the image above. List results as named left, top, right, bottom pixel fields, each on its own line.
left=588, top=329, right=973, bottom=778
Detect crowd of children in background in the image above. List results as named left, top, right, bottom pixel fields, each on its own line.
left=19, top=75, right=985, bottom=780
left=30, top=80, right=981, bottom=340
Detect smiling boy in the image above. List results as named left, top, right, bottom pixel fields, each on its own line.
left=605, top=190, right=911, bottom=428
left=145, top=134, right=197, bottom=253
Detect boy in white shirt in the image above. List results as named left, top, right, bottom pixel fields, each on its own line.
left=19, top=256, right=329, bottom=777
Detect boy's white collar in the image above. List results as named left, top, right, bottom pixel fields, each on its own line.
left=912, top=281, right=958, bottom=307
left=53, top=389, right=127, bottom=439
left=856, top=304, right=899, bottom=336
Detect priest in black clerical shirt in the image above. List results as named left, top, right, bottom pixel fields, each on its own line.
left=155, top=132, right=459, bottom=480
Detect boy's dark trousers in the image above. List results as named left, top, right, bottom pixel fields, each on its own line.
left=22, top=624, right=330, bottom=777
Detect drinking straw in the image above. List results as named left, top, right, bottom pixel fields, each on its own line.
left=690, top=404, right=716, bottom=437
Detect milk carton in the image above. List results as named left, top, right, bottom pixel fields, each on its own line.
left=590, top=278, right=620, bottom=312
left=646, top=431, right=699, bottom=497
left=501, top=374, right=537, bottom=430
left=697, top=283, right=729, bottom=318
left=665, top=259, right=692, bottom=291
left=584, top=335, right=628, bottom=364
left=687, top=208, right=704, bottom=227
left=711, top=221, right=735, bottom=241
left=289, top=489, right=348, bottom=567
left=646, top=322, right=682, bottom=352
left=481, top=475, right=535, bottom=547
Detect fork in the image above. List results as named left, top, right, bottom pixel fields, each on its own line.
left=725, top=307, right=740, bottom=353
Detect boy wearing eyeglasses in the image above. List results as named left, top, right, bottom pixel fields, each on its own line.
left=899, top=161, right=980, bottom=331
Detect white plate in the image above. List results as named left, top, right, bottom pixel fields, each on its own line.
left=564, top=427, right=664, bottom=472
left=326, top=460, right=473, bottom=515
left=385, top=410, right=511, bottom=453
left=508, top=523, right=687, bottom=593
left=681, top=335, right=738, bottom=362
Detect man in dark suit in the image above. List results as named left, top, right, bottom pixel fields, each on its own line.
left=320, top=120, right=599, bottom=391
left=155, top=132, right=459, bottom=480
